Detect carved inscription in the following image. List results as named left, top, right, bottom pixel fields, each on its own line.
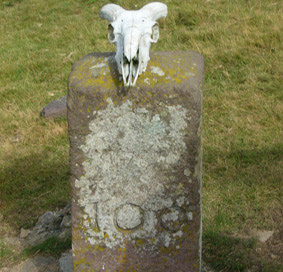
left=76, top=99, right=190, bottom=249
left=160, top=207, right=187, bottom=232
left=115, top=204, right=144, bottom=230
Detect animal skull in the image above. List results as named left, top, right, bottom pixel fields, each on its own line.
left=100, top=2, right=168, bottom=86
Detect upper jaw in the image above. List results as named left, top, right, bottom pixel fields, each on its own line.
left=121, top=50, right=141, bottom=87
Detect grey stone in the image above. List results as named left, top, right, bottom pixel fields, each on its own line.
left=59, top=251, right=73, bottom=272
left=68, top=51, right=204, bottom=271
left=60, top=215, right=71, bottom=228
left=37, top=211, right=55, bottom=226
left=32, top=211, right=62, bottom=236
left=40, top=96, right=67, bottom=118
left=24, top=204, right=71, bottom=246
left=58, top=228, right=72, bottom=240
left=61, top=203, right=71, bottom=216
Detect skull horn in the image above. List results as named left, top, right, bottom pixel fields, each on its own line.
left=141, top=2, right=168, bottom=21
left=99, top=4, right=125, bottom=22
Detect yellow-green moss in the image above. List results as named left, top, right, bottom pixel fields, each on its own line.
left=135, top=239, right=145, bottom=247
left=93, top=245, right=105, bottom=252
left=73, top=257, right=87, bottom=270
left=175, top=183, right=185, bottom=195
left=71, top=53, right=197, bottom=95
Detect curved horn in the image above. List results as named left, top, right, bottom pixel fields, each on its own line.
left=141, top=2, right=168, bottom=21
left=99, top=4, right=125, bottom=22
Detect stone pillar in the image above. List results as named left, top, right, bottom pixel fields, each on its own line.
left=68, top=51, right=204, bottom=272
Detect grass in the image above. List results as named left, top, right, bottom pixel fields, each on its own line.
left=0, top=240, right=19, bottom=268
left=0, top=241, right=13, bottom=261
left=0, top=0, right=282, bottom=269
left=23, top=236, right=72, bottom=258
left=203, top=231, right=282, bottom=271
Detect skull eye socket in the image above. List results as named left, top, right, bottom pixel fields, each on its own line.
left=108, top=24, right=115, bottom=43
left=151, top=23, right=159, bottom=43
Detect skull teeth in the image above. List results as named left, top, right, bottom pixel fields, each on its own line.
left=121, top=53, right=140, bottom=87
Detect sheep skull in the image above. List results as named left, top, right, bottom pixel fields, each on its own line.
left=100, top=2, right=167, bottom=86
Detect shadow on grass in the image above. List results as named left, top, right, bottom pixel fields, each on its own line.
left=203, top=230, right=282, bottom=272
left=1, top=0, right=23, bottom=8
left=205, top=143, right=282, bottom=167
left=0, top=152, right=70, bottom=229
left=204, top=143, right=282, bottom=188
left=227, top=144, right=282, bottom=167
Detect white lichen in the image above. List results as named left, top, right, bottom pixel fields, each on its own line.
left=75, top=99, right=190, bottom=250
left=151, top=66, right=165, bottom=76
left=89, top=62, right=107, bottom=70
left=144, top=78, right=150, bottom=85
left=184, top=168, right=191, bottom=177
left=173, top=230, right=183, bottom=238
left=187, top=212, right=193, bottom=221
left=161, top=209, right=180, bottom=222
left=176, top=196, right=185, bottom=206
left=116, top=204, right=142, bottom=230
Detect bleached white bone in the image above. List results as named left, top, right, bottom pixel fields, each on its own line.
left=100, top=2, right=167, bottom=87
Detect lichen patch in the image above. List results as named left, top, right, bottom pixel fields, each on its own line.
left=89, top=62, right=106, bottom=70
left=75, top=99, right=190, bottom=251
left=151, top=66, right=165, bottom=76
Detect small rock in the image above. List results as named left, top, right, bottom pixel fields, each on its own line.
left=0, top=213, right=3, bottom=222
left=20, top=228, right=30, bottom=239
left=60, top=215, right=71, bottom=228
left=36, top=211, right=62, bottom=231
left=62, top=203, right=71, bottom=216
left=40, top=96, right=67, bottom=118
left=26, top=211, right=62, bottom=245
left=251, top=230, right=274, bottom=243
left=37, top=211, right=55, bottom=226
left=257, top=230, right=274, bottom=243
left=20, top=204, right=71, bottom=246
left=59, top=251, right=73, bottom=272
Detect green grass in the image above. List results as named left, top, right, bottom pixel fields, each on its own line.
left=203, top=231, right=282, bottom=271
left=0, top=240, right=18, bottom=268
left=23, top=236, right=72, bottom=258
left=0, top=241, right=13, bottom=260
left=0, top=0, right=282, bottom=269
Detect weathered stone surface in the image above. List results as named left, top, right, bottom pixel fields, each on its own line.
left=59, top=251, right=73, bottom=272
left=68, top=51, right=204, bottom=271
left=40, top=96, right=67, bottom=118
